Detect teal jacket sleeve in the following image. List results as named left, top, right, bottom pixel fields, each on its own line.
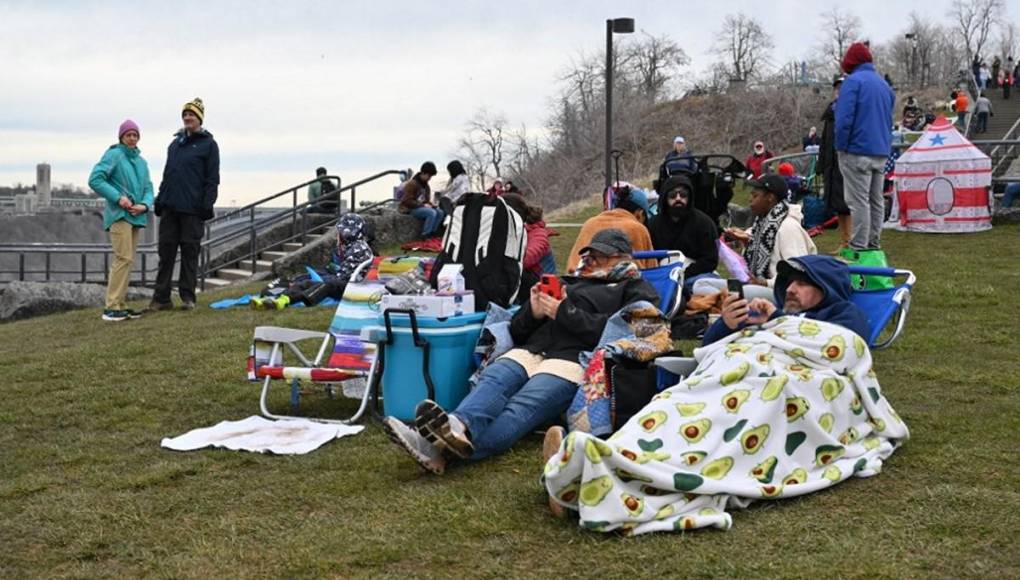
left=88, top=149, right=124, bottom=204
left=139, top=159, right=155, bottom=210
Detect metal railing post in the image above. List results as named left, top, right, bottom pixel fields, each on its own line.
left=45, top=253, right=51, bottom=282
left=81, top=253, right=87, bottom=282
left=19, top=254, right=25, bottom=281
left=141, top=253, right=147, bottom=285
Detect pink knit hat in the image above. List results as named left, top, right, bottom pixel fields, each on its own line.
left=119, top=119, right=140, bottom=139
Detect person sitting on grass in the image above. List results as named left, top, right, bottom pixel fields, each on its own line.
left=251, top=213, right=374, bottom=309
left=382, top=229, right=659, bottom=475
left=723, top=174, right=816, bottom=288
left=567, top=186, right=657, bottom=270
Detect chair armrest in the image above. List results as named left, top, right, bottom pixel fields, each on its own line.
left=653, top=357, right=698, bottom=377
left=253, top=326, right=330, bottom=344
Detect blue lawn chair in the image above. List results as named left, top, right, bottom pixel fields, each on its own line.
left=632, top=250, right=686, bottom=319
left=654, top=265, right=917, bottom=383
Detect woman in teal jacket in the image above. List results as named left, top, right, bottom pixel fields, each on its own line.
left=88, top=120, right=154, bottom=321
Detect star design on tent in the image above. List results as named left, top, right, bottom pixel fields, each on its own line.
left=929, top=134, right=946, bottom=146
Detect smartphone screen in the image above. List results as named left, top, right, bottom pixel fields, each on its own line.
left=727, top=279, right=744, bottom=300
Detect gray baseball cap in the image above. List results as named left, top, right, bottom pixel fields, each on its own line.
left=579, top=228, right=633, bottom=256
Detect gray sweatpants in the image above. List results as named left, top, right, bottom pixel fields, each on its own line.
left=838, top=152, right=887, bottom=250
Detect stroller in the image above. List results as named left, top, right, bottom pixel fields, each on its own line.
left=655, top=154, right=747, bottom=229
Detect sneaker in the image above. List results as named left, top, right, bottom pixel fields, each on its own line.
left=180, top=300, right=196, bottom=311
left=124, top=309, right=144, bottom=319
left=542, top=426, right=568, bottom=519
left=146, top=300, right=174, bottom=312
left=273, top=295, right=291, bottom=310
left=250, top=297, right=268, bottom=310
left=101, top=309, right=128, bottom=322
left=414, top=399, right=474, bottom=459
left=381, top=416, right=446, bottom=475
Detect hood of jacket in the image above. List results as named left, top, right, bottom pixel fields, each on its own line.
left=655, top=173, right=694, bottom=216
left=773, top=254, right=870, bottom=339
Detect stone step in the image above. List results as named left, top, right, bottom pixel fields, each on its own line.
left=282, top=242, right=304, bottom=252
left=202, top=277, right=233, bottom=289
left=218, top=268, right=256, bottom=281
left=238, top=259, right=274, bottom=273
left=261, top=250, right=288, bottom=261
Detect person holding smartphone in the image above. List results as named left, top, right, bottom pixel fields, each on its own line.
left=382, top=229, right=659, bottom=475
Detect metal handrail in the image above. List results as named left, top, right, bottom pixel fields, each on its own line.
left=1, top=169, right=408, bottom=285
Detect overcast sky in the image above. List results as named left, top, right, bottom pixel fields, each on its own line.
left=1, top=0, right=1010, bottom=205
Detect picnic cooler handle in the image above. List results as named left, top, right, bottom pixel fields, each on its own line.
left=382, top=309, right=437, bottom=404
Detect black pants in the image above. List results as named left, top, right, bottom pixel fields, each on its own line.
left=154, top=210, right=205, bottom=304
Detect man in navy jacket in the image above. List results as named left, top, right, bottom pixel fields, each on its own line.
left=834, top=42, right=895, bottom=252
left=703, top=255, right=870, bottom=346
left=150, top=98, right=220, bottom=311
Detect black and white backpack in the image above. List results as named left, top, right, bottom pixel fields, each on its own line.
left=430, top=193, right=526, bottom=310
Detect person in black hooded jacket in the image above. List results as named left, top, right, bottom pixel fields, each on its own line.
left=647, top=174, right=719, bottom=286
left=150, top=97, right=220, bottom=311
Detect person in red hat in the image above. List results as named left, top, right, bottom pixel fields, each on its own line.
left=834, top=42, right=895, bottom=251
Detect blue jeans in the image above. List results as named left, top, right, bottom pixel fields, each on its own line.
left=1003, top=183, right=1020, bottom=208
left=410, top=206, right=444, bottom=237
left=452, top=358, right=577, bottom=460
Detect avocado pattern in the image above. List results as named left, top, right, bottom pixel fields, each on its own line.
left=542, top=316, right=909, bottom=536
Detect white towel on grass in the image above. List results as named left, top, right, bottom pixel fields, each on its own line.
left=161, top=416, right=363, bottom=455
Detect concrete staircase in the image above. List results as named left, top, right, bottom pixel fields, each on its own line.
left=975, top=88, right=1020, bottom=140
left=203, top=241, right=306, bottom=289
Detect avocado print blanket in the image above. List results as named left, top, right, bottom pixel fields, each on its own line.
left=542, top=316, right=909, bottom=535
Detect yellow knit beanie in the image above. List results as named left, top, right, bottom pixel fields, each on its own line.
left=182, top=97, right=204, bottom=124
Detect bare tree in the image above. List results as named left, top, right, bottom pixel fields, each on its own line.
left=952, top=0, right=1003, bottom=62
left=456, top=108, right=508, bottom=190
left=620, top=32, right=690, bottom=101
left=817, top=7, right=863, bottom=69
left=999, top=22, right=1018, bottom=61
left=712, top=14, right=774, bottom=82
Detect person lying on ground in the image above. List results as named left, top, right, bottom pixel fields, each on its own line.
left=541, top=253, right=907, bottom=534
left=723, top=174, right=816, bottom=288
left=251, top=213, right=374, bottom=309
left=382, top=228, right=659, bottom=475
left=567, top=188, right=657, bottom=270
left=647, top=174, right=719, bottom=287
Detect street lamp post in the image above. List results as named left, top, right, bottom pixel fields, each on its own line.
left=605, top=17, right=635, bottom=191
left=905, top=33, right=917, bottom=87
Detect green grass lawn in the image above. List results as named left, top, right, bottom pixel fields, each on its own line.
left=2, top=217, right=1019, bottom=578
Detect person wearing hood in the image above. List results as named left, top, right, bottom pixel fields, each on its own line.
left=398, top=161, right=444, bottom=238
left=150, top=98, right=220, bottom=312
left=724, top=175, right=816, bottom=288
left=88, top=120, right=154, bottom=322
left=703, top=255, right=869, bottom=346
left=648, top=174, right=719, bottom=285
left=567, top=186, right=656, bottom=270
left=835, top=42, right=895, bottom=253
left=251, top=213, right=375, bottom=309
left=381, top=228, right=659, bottom=475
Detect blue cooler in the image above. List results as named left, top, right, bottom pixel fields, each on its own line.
left=365, top=309, right=485, bottom=421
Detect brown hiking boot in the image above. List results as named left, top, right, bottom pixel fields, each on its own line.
left=542, top=426, right=568, bottom=519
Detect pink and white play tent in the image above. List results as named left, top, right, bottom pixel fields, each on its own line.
left=891, top=116, right=992, bottom=233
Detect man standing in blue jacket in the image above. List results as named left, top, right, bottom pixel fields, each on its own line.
left=703, top=255, right=870, bottom=346
left=150, top=98, right=220, bottom=311
left=834, top=42, right=895, bottom=251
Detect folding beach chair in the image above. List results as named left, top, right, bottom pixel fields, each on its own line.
left=246, top=256, right=427, bottom=424
left=631, top=250, right=686, bottom=318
